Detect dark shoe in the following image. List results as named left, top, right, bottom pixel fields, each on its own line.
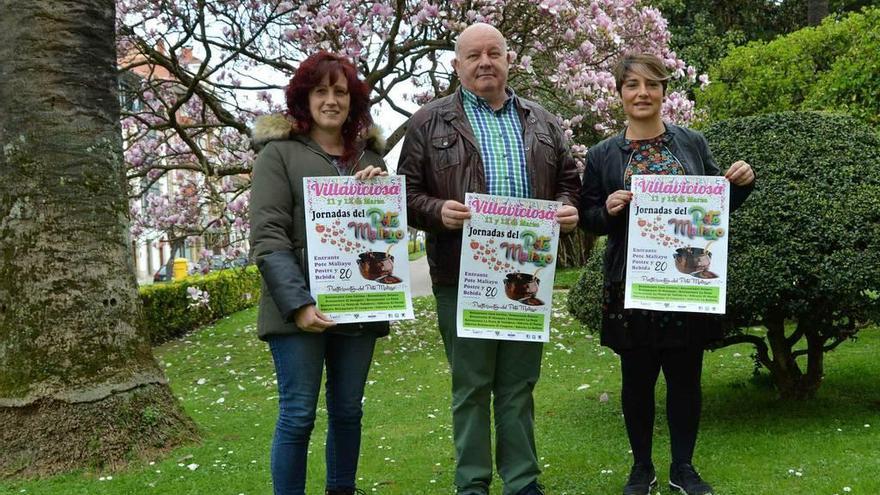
left=623, top=463, right=657, bottom=495
left=516, top=481, right=546, bottom=495
left=669, top=463, right=714, bottom=495
left=325, top=489, right=366, bottom=495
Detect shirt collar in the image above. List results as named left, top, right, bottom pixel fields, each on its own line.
left=460, top=86, right=517, bottom=112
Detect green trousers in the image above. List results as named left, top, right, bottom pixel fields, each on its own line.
left=433, top=285, right=543, bottom=495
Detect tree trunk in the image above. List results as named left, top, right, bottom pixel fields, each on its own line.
left=765, top=319, right=821, bottom=400
left=0, top=0, right=197, bottom=477
left=385, top=121, right=408, bottom=155
left=800, top=324, right=826, bottom=398
left=808, top=0, right=829, bottom=25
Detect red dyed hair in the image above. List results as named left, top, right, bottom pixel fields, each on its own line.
left=285, top=52, right=372, bottom=165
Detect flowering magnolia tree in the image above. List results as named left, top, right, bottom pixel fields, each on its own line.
left=120, top=69, right=254, bottom=265
left=129, top=166, right=250, bottom=272
left=116, top=0, right=704, bottom=260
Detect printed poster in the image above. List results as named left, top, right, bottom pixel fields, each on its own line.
left=625, top=175, right=730, bottom=314
left=456, top=193, right=561, bottom=342
left=303, top=175, right=414, bottom=323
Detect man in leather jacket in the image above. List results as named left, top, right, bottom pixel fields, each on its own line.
left=397, top=22, right=581, bottom=495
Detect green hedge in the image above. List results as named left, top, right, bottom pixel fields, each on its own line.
left=139, top=266, right=262, bottom=345
left=566, top=237, right=605, bottom=333
left=697, top=8, right=880, bottom=126
left=703, top=111, right=880, bottom=330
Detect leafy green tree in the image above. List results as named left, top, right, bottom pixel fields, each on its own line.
left=805, top=17, right=880, bottom=125
left=649, top=0, right=875, bottom=76
left=697, top=8, right=880, bottom=126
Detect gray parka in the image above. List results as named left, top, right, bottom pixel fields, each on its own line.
left=249, top=114, right=390, bottom=340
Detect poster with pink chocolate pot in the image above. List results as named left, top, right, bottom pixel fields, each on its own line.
left=303, top=176, right=414, bottom=323
left=624, top=175, right=730, bottom=314
left=456, top=193, right=561, bottom=342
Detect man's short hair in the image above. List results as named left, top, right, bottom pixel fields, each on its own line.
left=613, top=53, right=670, bottom=95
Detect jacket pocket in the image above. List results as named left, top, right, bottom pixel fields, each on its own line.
left=431, top=134, right=460, bottom=170
left=532, top=132, right=557, bottom=196
left=535, top=132, right=557, bottom=161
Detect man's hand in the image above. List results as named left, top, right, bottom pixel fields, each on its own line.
left=441, top=200, right=471, bottom=229
left=605, top=190, right=633, bottom=216
left=556, top=205, right=579, bottom=233
left=354, top=165, right=387, bottom=180
left=725, top=160, right=755, bottom=186
left=294, top=304, right=336, bottom=332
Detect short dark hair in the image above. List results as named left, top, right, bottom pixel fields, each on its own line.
left=285, top=52, right=372, bottom=164
left=613, top=53, right=670, bottom=95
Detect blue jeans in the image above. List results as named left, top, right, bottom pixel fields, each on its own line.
left=268, top=331, right=377, bottom=495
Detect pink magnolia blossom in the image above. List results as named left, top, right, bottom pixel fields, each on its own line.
left=117, top=0, right=706, bottom=246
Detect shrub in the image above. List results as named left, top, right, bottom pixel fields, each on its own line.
left=707, top=112, right=880, bottom=335
left=557, top=230, right=597, bottom=269
left=697, top=8, right=880, bottom=126
left=139, top=266, right=261, bottom=345
left=566, top=237, right=605, bottom=332
left=569, top=112, right=880, bottom=399
left=707, top=112, right=880, bottom=399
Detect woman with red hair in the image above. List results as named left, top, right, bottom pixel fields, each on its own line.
left=250, top=51, right=387, bottom=495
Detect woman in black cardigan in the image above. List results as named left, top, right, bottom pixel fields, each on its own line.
left=578, top=53, right=755, bottom=495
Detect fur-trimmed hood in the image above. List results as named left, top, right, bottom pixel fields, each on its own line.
left=251, top=113, right=385, bottom=155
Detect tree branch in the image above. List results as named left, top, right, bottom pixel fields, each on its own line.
left=719, top=332, right=772, bottom=369
left=791, top=335, right=847, bottom=359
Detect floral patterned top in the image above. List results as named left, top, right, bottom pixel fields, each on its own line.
left=623, top=132, right=685, bottom=190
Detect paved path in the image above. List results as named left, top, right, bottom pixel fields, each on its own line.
left=409, top=254, right=433, bottom=297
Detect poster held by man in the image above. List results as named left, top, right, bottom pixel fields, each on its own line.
left=456, top=193, right=561, bottom=342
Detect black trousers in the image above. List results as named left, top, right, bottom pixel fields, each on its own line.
left=618, top=346, right=704, bottom=466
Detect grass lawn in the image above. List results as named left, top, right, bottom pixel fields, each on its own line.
left=3, top=294, right=879, bottom=494
left=408, top=249, right=426, bottom=261
left=553, top=267, right=582, bottom=289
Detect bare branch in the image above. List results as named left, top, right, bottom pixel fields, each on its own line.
left=719, top=332, right=773, bottom=369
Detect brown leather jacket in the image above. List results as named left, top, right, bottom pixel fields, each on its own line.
left=397, top=89, right=581, bottom=286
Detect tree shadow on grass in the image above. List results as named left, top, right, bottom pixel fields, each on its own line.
left=701, top=334, right=880, bottom=431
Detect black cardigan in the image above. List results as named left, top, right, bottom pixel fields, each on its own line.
left=578, top=123, right=754, bottom=283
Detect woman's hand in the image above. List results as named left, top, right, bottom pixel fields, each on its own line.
left=294, top=304, right=336, bottom=332
left=725, top=160, right=755, bottom=186
left=605, top=190, right=633, bottom=216
left=354, top=165, right=387, bottom=180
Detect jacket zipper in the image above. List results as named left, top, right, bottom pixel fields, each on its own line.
left=303, top=145, right=366, bottom=176
left=621, top=150, right=636, bottom=188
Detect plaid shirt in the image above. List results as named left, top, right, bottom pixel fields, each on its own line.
left=461, top=87, right=530, bottom=198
